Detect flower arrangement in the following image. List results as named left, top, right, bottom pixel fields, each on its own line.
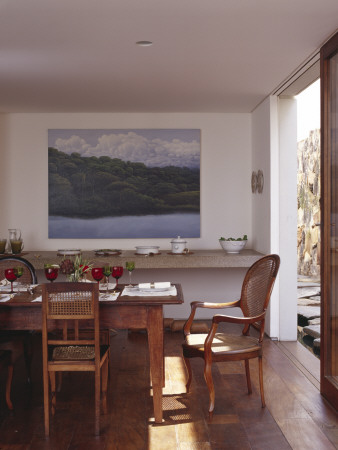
left=59, top=254, right=93, bottom=282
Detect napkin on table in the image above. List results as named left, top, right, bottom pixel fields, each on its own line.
left=99, top=292, right=119, bottom=301
left=122, top=284, right=177, bottom=296
left=138, top=282, right=171, bottom=289
left=0, top=295, right=12, bottom=302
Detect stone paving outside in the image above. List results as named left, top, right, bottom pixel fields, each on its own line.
left=297, top=275, right=321, bottom=358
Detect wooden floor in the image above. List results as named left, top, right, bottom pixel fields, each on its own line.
left=0, top=326, right=337, bottom=449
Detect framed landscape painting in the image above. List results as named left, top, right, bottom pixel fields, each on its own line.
left=48, top=129, right=200, bottom=238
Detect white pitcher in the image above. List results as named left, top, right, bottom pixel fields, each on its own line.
left=8, top=228, right=21, bottom=241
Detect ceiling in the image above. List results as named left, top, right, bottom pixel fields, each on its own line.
left=0, top=0, right=337, bottom=114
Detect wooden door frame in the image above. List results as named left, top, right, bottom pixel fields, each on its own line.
left=320, top=30, right=338, bottom=410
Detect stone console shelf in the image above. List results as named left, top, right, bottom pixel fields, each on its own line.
left=18, top=249, right=263, bottom=270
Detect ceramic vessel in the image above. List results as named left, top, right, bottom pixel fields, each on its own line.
left=170, top=236, right=187, bottom=254
left=219, top=240, right=247, bottom=254
left=135, top=246, right=160, bottom=255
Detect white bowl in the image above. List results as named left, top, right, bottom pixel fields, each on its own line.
left=219, top=240, right=247, bottom=253
left=135, top=246, right=160, bottom=255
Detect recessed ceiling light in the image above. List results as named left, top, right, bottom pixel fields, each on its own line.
left=136, top=41, right=153, bottom=47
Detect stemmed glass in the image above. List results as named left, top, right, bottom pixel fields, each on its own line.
left=44, top=264, right=59, bottom=282
left=125, top=261, right=135, bottom=287
left=14, top=266, right=24, bottom=292
left=102, top=265, right=112, bottom=298
left=5, top=268, right=17, bottom=293
left=112, top=266, right=123, bottom=290
left=92, top=267, right=104, bottom=286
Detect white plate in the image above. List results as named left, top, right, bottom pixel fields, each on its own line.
left=57, top=249, right=81, bottom=256
left=139, top=287, right=171, bottom=293
left=135, top=246, right=160, bottom=255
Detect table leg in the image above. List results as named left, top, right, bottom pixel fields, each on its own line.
left=147, top=306, right=164, bottom=423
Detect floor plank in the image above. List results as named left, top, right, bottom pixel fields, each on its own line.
left=0, top=327, right=336, bottom=449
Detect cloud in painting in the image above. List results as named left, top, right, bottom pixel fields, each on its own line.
left=53, top=131, right=200, bottom=168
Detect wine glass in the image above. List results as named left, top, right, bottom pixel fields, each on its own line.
left=112, top=266, right=123, bottom=290
left=102, top=265, right=112, bottom=298
left=14, top=266, right=24, bottom=292
left=44, top=264, right=59, bottom=282
left=125, top=261, right=135, bottom=287
left=91, top=267, right=104, bottom=285
left=5, top=268, right=17, bottom=293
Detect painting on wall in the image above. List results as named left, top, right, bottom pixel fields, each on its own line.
left=48, top=129, right=200, bottom=238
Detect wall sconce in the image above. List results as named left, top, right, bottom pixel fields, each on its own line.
left=257, top=170, right=264, bottom=193
left=251, top=171, right=257, bottom=193
left=251, top=170, right=264, bottom=194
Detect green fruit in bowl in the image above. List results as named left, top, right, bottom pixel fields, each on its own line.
left=219, top=234, right=247, bottom=241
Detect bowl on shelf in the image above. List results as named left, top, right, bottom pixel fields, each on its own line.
left=135, top=246, right=160, bottom=255
left=219, top=238, right=247, bottom=254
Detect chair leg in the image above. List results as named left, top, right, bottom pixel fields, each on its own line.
left=258, top=356, right=266, bottom=408
left=204, top=360, right=215, bottom=420
left=5, top=365, right=14, bottom=410
left=43, top=368, right=50, bottom=437
left=95, top=371, right=101, bottom=436
left=245, top=360, right=252, bottom=394
left=49, top=372, right=56, bottom=416
left=101, top=358, right=109, bottom=414
left=183, top=356, right=193, bottom=393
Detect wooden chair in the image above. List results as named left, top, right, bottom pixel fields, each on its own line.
left=42, top=282, right=109, bottom=436
left=0, top=256, right=38, bottom=385
left=0, top=349, right=14, bottom=410
left=182, top=254, right=280, bottom=419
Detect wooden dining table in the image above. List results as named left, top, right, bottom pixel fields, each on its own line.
left=0, top=283, right=184, bottom=423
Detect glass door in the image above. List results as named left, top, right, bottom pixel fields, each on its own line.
left=321, top=31, right=338, bottom=409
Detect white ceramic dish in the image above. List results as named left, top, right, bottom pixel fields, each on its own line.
left=135, top=246, right=160, bottom=255
left=219, top=240, right=247, bottom=254
left=57, top=249, right=81, bottom=256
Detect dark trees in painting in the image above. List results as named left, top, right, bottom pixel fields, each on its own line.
left=48, top=148, right=200, bottom=218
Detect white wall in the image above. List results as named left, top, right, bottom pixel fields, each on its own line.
left=0, top=112, right=252, bottom=320
left=0, top=113, right=251, bottom=251
left=278, top=98, right=298, bottom=340
left=251, top=96, right=298, bottom=340
left=251, top=98, right=272, bottom=253
left=0, top=114, right=10, bottom=234
left=251, top=97, right=279, bottom=337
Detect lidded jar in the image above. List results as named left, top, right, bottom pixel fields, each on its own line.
left=170, top=236, right=187, bottom=254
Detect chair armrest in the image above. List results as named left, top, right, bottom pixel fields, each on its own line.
left=212, top=312, right=265, bottom=325
left=183, top=300, right=241, bottom=336
left=212, top=311, right=267, bottom=342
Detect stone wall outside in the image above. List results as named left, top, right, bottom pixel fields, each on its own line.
left=297, top=129, right=320, bottom=277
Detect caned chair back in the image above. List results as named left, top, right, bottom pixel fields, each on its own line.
left=0, top=256, right=37, bottom=284
left=42, top=282, right=100, bottom=367
left=240, top=254, right=280, bottom=320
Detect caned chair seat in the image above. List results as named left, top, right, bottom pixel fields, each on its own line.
left=183, top=333, right=261, bottom=355
left=182, top=254, right=280, bottom=420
